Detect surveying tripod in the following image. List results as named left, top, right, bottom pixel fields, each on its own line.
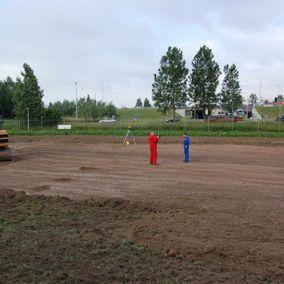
left=123, top=126, right=136, bottom=145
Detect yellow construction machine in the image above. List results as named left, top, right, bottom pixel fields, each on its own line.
left=0, top=115, right=12, bottom=161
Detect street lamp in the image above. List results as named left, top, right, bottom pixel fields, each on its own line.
left=75, top=81, right=78, bottom=118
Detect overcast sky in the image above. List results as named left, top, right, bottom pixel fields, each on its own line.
left=1, top=0, right=284, bottom=107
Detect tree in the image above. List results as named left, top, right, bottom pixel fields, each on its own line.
left=143, top=98, right=151, bottom=107
left=61, top=100, right=76, bottom=116
left=0, top=77, right=15, bottom=118
left=219, top=64, right=242, bottom=112
left=78, top=95, right=94, bottom=119
left=104, top=102, right=116, bottom=118
left=189, top=45, right=221, bottom=116
left=135, top=98, right=142, bottom=108
left=152, top=46, right=189, bottom=118
left=249, top=93, right=258, bottom=105
left=44, top=102, right=62, bottom=125
left=12, top=63, right=44, bottom=120
left=76, top=95, right=116, bottom=119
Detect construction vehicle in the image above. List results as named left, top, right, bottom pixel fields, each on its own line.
left=0, top=115, right=12, bottom=161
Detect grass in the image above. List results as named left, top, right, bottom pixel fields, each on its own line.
left=5, top=128, right=284, bottom=138
left=256, top=106, right=284, bottom=119
left=4, top=118, right=284, bottom=137
left=3, top=105, right=284, bottom=138
left=116, top=107, right=170, bottom=120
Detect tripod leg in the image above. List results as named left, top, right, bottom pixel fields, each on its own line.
left=130, top=130, right=136, bottom=144
left=123, top=130, right=130, bottom=144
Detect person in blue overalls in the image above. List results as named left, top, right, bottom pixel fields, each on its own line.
left=183, top=132, right=190, bottom=162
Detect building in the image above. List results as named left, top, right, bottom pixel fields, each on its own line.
left=177, top=105, right=225, bottom=119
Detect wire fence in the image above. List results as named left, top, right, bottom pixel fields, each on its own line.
left=3, top=117, right=284, bottom=134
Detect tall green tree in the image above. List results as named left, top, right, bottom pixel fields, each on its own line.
left=219, top=64, right=242, bottom=112
left=0, top=77, right=15, bottom=118
left=13, top=63, right=44, bottom=120
left=76, top=95, right=116, bottom=119
left=143, top=98, right=151, bottom=108
left=104, top=102, right=116, bottom=118
left=152, top=46, right=189, bottom=118
left=189, top=45, right=221, bottom=116
left=135, top=98, right=142, bottom=108
left=61, top=100, right=76, bottom=116
left=78, top=95, right=94, bottom=118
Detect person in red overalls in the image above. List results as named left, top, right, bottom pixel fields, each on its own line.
left=148, top=131, right=160, bottom=165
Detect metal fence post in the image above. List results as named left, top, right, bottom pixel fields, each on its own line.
left=26, top=108, right=30, bottom=131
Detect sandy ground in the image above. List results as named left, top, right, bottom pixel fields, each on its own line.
left=2, top=136, right=284, bottom=204
left=1, top=136, right=284, bottom=282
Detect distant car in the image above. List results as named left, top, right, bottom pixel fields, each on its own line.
left=166, top=118, right=180, bottom=123
left=227, top=113, right=237, bottom=118
left=275, top=115, right=284, bottom=122
left=235, top=109, right=246, bottom=117
left=99, top=118, right=116, bottom=124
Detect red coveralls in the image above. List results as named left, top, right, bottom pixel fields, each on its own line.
left=148, top=133, right=159, bottom=164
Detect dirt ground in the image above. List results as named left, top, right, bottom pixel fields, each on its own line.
left=1, top=136, right=284, bottom=283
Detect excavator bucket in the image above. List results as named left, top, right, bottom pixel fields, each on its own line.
left=0, top=130, right=12, bottom=161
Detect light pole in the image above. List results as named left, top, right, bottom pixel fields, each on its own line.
left=26, top=107, right=30, bottom=131
left=75, top=81, right=78, bottom=118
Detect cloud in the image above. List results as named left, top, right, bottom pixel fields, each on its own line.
left=1, top=0, right=284, bottom=106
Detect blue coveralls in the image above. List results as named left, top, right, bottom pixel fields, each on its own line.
left=184, top=135, right=190, bottom=162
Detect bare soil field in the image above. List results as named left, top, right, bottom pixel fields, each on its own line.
left=1, top=136, right=284, bottom=283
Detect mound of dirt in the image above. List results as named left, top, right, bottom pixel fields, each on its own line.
left=79, top=166, right=96, bottom=171
left=1, top=188, right=284, bottom=283
left=0, top=189, right=189, bottom=283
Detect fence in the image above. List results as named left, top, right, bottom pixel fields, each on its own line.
left=3, top=117, right=284, bottom=135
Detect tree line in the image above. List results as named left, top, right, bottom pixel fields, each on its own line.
left=0, top=64, right=116, bottom=123
left=152, top=45, right=243, bottom=118
left=135, top=97, right=151, bottom=108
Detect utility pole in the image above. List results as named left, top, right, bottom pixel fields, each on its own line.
left=75, top=82, right=78, bottom=118
left=259, top=78, right=262, bottom=105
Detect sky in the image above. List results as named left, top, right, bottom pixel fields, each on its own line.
left=1, top=0, right=284, bottom=107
